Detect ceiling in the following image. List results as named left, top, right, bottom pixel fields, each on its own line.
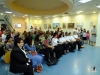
left=0, top=0, right=100, bottom=17
left=4, top=0, right=73, bottom=15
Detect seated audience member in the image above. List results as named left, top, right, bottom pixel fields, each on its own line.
left=68, top=32, right=81, bottom=51
left=64, top=32, right=74, bottom=52
left=73, top=31, right=84, bottom=48
left=10, top=38, right=34, bottom=75
left=58, top=32, right=69, bottom=54
left=35, top=33, right=58, bottom=64
left=52, top=33, right=63, bottom=59
left=24, top=36, right=43, bottom=73
left=44, top=35, right=57, bottom=64
left=6, top=37, right=14, bottom=51
left=0, top=37, right=5, bottom=59
left=1, top=31, right=6, bottom=42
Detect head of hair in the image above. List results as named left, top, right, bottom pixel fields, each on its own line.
left=53, top=32, right=57, bottom=38
left=25, top=36, right=32, bottom=46
left=14, top=38, right=23, bottom=46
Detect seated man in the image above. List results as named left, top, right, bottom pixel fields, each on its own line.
left=67, top=32, right=81, bottom=51
left=10, top=38, right=34, bottom=75
left=73, top=31, right=84, bottom=48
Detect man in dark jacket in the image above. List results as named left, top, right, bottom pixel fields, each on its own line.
left=10, top=38, right=34, bottom=75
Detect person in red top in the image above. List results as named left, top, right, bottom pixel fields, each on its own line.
left=0, top=30, right=2, bottom=37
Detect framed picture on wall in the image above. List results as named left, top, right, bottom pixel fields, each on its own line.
left=76, top=23, right=83, bottom=29
left=53, top=23, right=60, bottom=29
left=48, top=24, right=51, bottom=29
left=68, top=23, right=75, bottom=29
left=14, top=23, right=22, bottom=28
left=44, top=24, right=47, bottom=29
left=62, top=23, right=66, bottom=29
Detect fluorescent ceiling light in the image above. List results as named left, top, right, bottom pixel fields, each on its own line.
left=5, top=11, right=12, bottom=14
left=76, top=11, right=84, bottom=14
left=79, top=0, right=92, bottom=3
left=96, top=5, right=100, bottom=8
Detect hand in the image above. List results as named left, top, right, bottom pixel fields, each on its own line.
left=28, top=51, right=31, bottom=54
left=52, top=46, right=55, bottom=50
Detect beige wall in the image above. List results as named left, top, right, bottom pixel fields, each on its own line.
left=12, top=17, right=26, bottom=33
left=12, top=14, right=98, bottom=33
left=40, top=14, right=98, bottom=32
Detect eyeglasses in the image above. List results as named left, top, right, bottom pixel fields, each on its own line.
left=20, top=42, right=24, bottom=43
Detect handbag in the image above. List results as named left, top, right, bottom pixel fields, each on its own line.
left=31, top=51, right=37, bottom=56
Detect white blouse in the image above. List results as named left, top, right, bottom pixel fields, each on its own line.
left=52, top=38, right=58, bottom=46
left=64, top=36, right=70, bottom=42
left=73, top=34, right=78, bottom=39
left=59, top=37, right=66, bottom=43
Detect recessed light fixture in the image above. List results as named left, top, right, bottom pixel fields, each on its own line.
left=96, top=5, right=100, bottom=8
left=13, top=15, right=15, bottom=16
left=45, top=17, right=48, bottom=18
left=76, top=11, right=84, bottom=14
left=93, top=12, right=96, bottom=13
left=23, top=16, right=25, bottom=18
left=35, top=16, right=39, bottom=18
left=24, top=14, right=28, bottom=16
left=79, top=0, right=92, bottom=3
left=5, top=11, right=12, bottom=14
left=1, top=13, right=3, bottom=15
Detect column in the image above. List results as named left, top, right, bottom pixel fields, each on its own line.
left=96, top=10, right=100, bottom=46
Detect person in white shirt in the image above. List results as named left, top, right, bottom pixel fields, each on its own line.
left=68, top=32, right=81, bottom=51
left=64, top=32, right=74, bottom=52
left=1, top=31, right=6, bottom=42
left=58, top=32, right=69, bottom=54
left=73, top=28, right=78, bottom=33
left=52, top=33, right=63, bottom=59
left=73, top=31, right=84, bottom=48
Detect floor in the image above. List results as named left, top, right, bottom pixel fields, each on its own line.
left=0, top=44, right=100, bottom=75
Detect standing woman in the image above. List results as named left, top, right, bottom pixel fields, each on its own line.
left=90, top=26, right=97, bottom=46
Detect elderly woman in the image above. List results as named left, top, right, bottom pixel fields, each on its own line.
left=10, top=38, right=34, bottom=75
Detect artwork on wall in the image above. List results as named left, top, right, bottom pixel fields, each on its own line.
left=90, top=22, right=93, bottom=27
left=53, top=23, right=60, bottom=29
left=68, top=23, right=75, bottom=29
left=62, top=23, right=66, bottom=29
left=76, top=23, right=83, bottom=29
left=14, top=23, right=22, bottom=28
left=44, top=24, right=47, bottom=29
left=48, top=24, right=51, bottom=29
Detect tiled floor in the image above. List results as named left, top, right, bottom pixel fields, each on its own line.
left=0, top=44, right=100, bottom=75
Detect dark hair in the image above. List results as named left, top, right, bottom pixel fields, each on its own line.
left=65, top=32, right=68, bottom=36
left=45, top=35, right=49, bottom=39
left=53, top=32, right=57, bottom=38
left=25, top=36, right=32, bottom=46
left=59, top=32, right=64, bottom=38
left=14, top=38, right=23, bottom=46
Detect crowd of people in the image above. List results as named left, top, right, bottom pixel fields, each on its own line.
left=0, top=25, right=97, bottom=75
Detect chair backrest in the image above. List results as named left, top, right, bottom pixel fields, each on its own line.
left=4, top=50, right=11, bottom=64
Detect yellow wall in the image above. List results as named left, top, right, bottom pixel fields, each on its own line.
left=12, top=14, right=98, bottom=33
left=12, top=17, right=27, bottom=32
